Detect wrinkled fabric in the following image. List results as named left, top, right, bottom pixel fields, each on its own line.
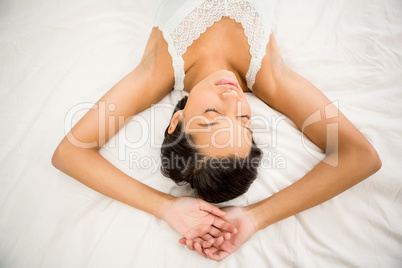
left=0, top=0, right=401, bottom=267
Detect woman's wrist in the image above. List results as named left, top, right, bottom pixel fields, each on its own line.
left=245, top=199, right=274, bottom=232
left=245, top=203, right=263, bottom=232
left=153, top=192, right=176, bottom=220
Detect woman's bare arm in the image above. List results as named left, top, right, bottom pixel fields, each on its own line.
left=52, top=28, right=237, bottom=240
left=198, top=34, right=382, bottom=261
left=52, top=28, right=175, bottom=218
left=249, top=34, right=382, bottom=230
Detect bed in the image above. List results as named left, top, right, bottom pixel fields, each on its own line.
left=1, top=0, right=401, bottom=267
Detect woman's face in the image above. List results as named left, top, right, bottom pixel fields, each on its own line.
left=168, top=70, right=253, bottom=157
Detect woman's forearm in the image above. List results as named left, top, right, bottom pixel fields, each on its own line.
left=52, top=139, right=174, bottom=219
left=52, top=139, right=239, bottom=241
left=247, top=145, right=381, bottom=231
left=248, top=42, right=382, bottom=231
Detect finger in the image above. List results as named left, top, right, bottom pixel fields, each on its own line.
left=212, top=217, right=237, bottom=234
left=219, top=240, right=237, bottom=254
left=208, top=226, right=223, bottom=237
left=208, top=246, right=219, bottom=254
left=186, top=239, right=195, bottom=251
left=203, top=239, right=215, bottom=248
left=191, top=238, right=203, bottom=244
left=183, top=224, right=219, bottom=239
left=201, top=234, right=214, bottom=241
left=200, top=234, right=215, bottom=248
left=191, top=237, right=215, bottom=249
left=207, top=226, right=230, bottom=238
left=213, top=236, right=225, bottom=247
left=194, top=242, right=207, bottom=258
left=179, top=238, right=186, bottom=245
left=222, top=232, right=231, bottom=240
left=206, top=226, right=231, bottom=240
left=198, top=200, right=226, bottom=217
left=204, top=246, right=219, bottom=258
left=205, top=248, right=230, bottom=262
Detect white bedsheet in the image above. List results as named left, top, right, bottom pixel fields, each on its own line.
left=1, top=0, right=401, bottom=267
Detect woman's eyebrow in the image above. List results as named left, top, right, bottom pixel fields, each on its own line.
left=197, top=122, right=253, bottom=134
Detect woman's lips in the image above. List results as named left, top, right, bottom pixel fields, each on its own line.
left=215, top=78, right=240, bottom=90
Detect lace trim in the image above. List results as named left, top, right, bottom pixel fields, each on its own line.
left=162, top=0, right=272, bottom=91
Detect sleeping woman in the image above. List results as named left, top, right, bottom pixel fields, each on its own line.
left=51, top=0, right=381, bottom=261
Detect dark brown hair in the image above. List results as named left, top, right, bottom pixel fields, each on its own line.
left=160, top=96, right=262, bottom=203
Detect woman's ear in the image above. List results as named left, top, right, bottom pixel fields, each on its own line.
left=168, top=110, right=183, bottom=134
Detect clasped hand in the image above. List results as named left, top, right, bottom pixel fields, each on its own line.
left=162, top=197, right=258, bottom=261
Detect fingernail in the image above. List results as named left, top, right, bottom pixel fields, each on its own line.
left=186, top=240, right=190, bottom=246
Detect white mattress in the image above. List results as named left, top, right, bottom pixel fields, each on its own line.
left=1, top=0, right=401, bottom=267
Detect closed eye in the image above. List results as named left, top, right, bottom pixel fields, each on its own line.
left=204, top=108, right=253, bottom=134
left=205, top=108, right=250, bottom=120
left=200, top=109, right=253, bottom=134
left=205, top=108, right=221, bottom=114
left=238, top=115, right=251, bottom=120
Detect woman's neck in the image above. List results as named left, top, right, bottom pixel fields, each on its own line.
left=183, top=61, right=242, bottom=93
left=182, top=17, right=252, bottom=93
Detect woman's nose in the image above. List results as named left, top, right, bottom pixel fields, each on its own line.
left=222, top=95, right=242, bottom=115
left=221, top=89, right=240, bottom=101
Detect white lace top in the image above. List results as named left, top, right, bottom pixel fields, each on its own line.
left=154, top=0, right=275, bottom=91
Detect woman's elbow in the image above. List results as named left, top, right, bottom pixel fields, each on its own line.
left=356, top=142, right=382, bottom=177
left=51, top=141, right=65, bottom=170
left=368, top=145, right=382, bottom=174
left=51, top=139, right=74, bottom=171
left=341, top=140, right=382, bottom=179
